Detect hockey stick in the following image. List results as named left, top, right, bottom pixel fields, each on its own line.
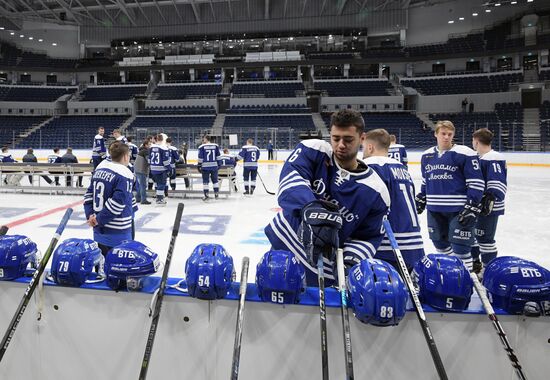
left=383, top=220, right=448, bottom=380
left=138, top=202, right=184, bottom=380
left=336, top=247, right=354, bottom=379
left=255, top=172, right=275, bottom=195
left=0, top=226, right=8, bottom=236
left=230, top=256, right=250, bottom=380
left=470, top=272, right=527, bottom=380
left=0, top=208, right=73, bottom=363
left=318, top=253, right=329, bottom=380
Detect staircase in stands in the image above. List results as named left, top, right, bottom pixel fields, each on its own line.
left=523, top=108, right=541, bottom=151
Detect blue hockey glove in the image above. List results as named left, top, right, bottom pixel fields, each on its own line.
left=415, top=193, right=426, bottom=214
left=457, top=200, right=482, bottom=228
left=480, top=193, right=495, bottom=216
left=299, top=200, right=343, bottom=266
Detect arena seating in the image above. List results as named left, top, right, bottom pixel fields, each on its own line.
left=540, top=101, right=550, bottom=148
left=231, top=82, right=305, bottom=98
left=140, top=105, right=216, bottom=115
left=223, top=115, right=316, bottom=148
left=401, top=73, right=523, bottom=95
left=154, top=84, right=221, bottom=99
left=314, top=80, right=392, bottom=96
left=0, top=86, right=76, bottom=102
left=407, top=33, right=484, bottom=57
left=0, top=43, right=20, bottom=66
left=18, top=52, right=77, bottom=69
left=539, top=70, right=550, bottom=81
left=227, top=104, right=310, bottom=114
left=80, top=86, right=147, bottom=101
left=0, top=116, right=51, bottom=147
left=16, top=115, right=129, bottom=149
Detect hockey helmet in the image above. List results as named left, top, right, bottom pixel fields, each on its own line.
left=0, top=235, right=38, bottom=280
left=413, top=254, right=473, bottom=312
left=347, top=259, right=408, bottom=326
left=256, top=250, right=305, bottom=304
left=105, top=241, right=160, bottom=291
left=185, top=243, right=234, bottom=300
left=50, top=238, right=103, bottom=287
left=483, top=256, right=550, bottom=314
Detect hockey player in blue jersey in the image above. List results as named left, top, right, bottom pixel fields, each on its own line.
left=237, top=138, right=260, bottom=195
left=218, top=148, right=239, bottom=192
left=166, top=137, right=180, bottom=194
left=363, top=129, right=424, bottom=270
left=84, top=141, right=136, bottom=256
left=0, top=146, right=17, bottom=185
left=47, top=147, right=62, bottom=186
left=92, top=127, right=107, bottom=169
left=416, top=120, right=484, bottom=270
left=471, top=128, right=507, bottom=275
left=127, top=137, right=138, bottom=165
left=265, top=109, right=390, bottom=286
left=198, top=135, right=221, bottom=201
left=113, top=129, right=128, bottom=145
left=388, top=134, right=408, bottom=169
left=148, top=133, right=171, bottom=205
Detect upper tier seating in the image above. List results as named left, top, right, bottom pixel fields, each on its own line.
left=0, top=86, right=76, bottom=102
left=407, top=33, right=484, bottom=57
left=80, top=86, right=147, bottom=101
left=227, top=104, right=310, bottom=114
left=0, top=116, right=50, bottom=147
left=314, top=80, right=392, bottom=96
left=16, top=115, right=128, bottom=149
left=126, top=116, right=216, bottom=132
left=401, top=73, right=523, bottom=95
left=154, top=84, right=221, bottom=99
left=140, top=105, right=216, bottom=115
left=232, top=82, right=305, bottom=98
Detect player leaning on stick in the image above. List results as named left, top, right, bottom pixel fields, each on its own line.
left=416, top=120, right=484, bottom=270
left=264, top=109, right=390, bottom=286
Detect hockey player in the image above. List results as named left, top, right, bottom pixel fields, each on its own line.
left=127, top=137, right=139, bottom=165
left=197, top=135, right=221, bottom=201
left=471, top=128, right=507, bottom=275
left=166, top=137, right=180, bottom=194
left=388, top=134, right=408, bottom=169
left=148, top=133, right=171, bottom=205
left=218, top=148, right=239, bottom=192
left=264, top=109, right=390, bottom=286
left=237, top=138, right=260, bottom=195
left=113, top=129, right=128, bottom=145
left=47, top=147, right=62, bottom=186
left=92, top=127, right=107, bottom=169
left=363, top=129, right=424, bottom=270
left=84, top=141, right=136, bottom=256
left=0, top=146, right=17, bottom=186
left=416, top=120, right=484, bottom=270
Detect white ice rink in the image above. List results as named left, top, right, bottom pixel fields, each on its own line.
left=0, top=159, right=549, bottom=280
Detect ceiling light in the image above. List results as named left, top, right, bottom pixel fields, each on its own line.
left=472, top=12, right=478, bottom=16
left=28, top=37, right=33, bottom=40
left=38, top=39, right=43, bottom=42
left=527, top=0, right=533, bottom=2
left=459, top=17, right=465, bottom=21
left=448, top=20, right=454, bottom=24
left=511, top=1, right=517, bottom=3
left=0, top=27, right=4, bottom=30
left=10, top=32, right=14, bottom=35
left=495, top=3, right=501, bottom=6
left=52, top=43, right=57, bottom=46
left=485, top=9, right=491, bottom=13
left=19, top=34, right=24, bottom=38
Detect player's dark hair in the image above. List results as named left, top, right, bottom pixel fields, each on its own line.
left=330, top=109, right=365, bottom=134
left=109, top=141, right=129, bottom=162
left=203, top=135, right=211, bottom=142
left=365, top=129, right=391, bottom=151
left=166, top=137, right=173, bottom=144
left=156, top=133, right=164, bottom=142
left=127, top=137, right=133, bottom=143
left=389, top=134, right=397, bottom=143
left=473, top=128, right=493, bottom=145
left=1, top=146, right=7, bottom=152
left=98, top=126, right=104, bottom=131
left=53, top=147, right=60, bottom=153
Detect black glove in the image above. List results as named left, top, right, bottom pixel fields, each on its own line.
left=415, top=193, right=426, bottom=214
left=299, top=200, right=343, bottom=266
left=480, top=193, right=495, bottom=216
left=197, top=164, right=202, bottom=174
left=457, top=200, right=482, bottom=227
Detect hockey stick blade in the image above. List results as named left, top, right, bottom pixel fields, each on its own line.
left=0, top=226, right=8, bottom=236
left=256, top=172, right=275, bottom=195
left=383, top=220, right=448, bottom=380
left=470, top=272, right=528, bottom=380
left=139, top=203, right=184, bottom=380
left=336, top=248, right=354, bottom=380
left=0, top=208, right=73, bottom=363
left=230, top=256, right=250, bottom=380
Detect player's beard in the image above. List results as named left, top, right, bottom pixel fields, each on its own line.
left=334, top=149, right=358, bottom=168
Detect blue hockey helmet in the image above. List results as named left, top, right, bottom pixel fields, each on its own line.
left=50, top=238, right=103, bottom=287
left=483, top=256, right=550, bottom=314
left=256, top=250, right=305, bottom=304
left=185, top=243, right=234, bottom=300
left=347, top=259, right=408, bottom=327
left=0, top=235, right=38, bottom=280
left=413, top=254, right=473, bottom=312
left=104, top=241, right=160, bottom=291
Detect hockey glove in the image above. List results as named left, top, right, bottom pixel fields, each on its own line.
left=197, top=164, right=202, bottom=173
left=457, top=200, right=482, bottom=228
left=415, top=193, right=427, bottom=214
left=480, top=192, right=495, bottom=216
left=299, top=200, right=343, bottom=267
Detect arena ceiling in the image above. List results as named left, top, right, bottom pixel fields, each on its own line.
left=2, top=0, right=450, bottom=27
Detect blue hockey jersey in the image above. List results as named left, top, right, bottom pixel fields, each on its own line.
left=480, top=150, right=507, bottom=216
left=116, top=136, right=128, bottom=145
left=0, top=153, right=16, bottom=162
left=264, top=139, right=390, bottom=281
left=198, top=142, right=221, bottom=171
left=47, top=154, right=61, bottom=164
left=148, top=144, right=171, bottom=174
left=128, top=142, right=138, bottom=164
left=364, top=156, right=424, bottom=267
left=419, top=145, right=484, bottom=212
left=218, top=153, right=237, bottom=168
left=237, top=145, right=260, bottom=168
left=92, top=135, right=106, bottom=159
left=388, top=143, right=408, bottom=168
left=168, top=146, right=180, bottom=169
left=84, top=160, right=136, bottom=247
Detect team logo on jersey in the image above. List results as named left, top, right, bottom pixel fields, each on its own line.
left=312, top=179, right=326, bottom=195
left=334, top=169, right=350, bottom=186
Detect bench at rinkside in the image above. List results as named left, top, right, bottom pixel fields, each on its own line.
left=0, top=276, right=547, bottom=380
